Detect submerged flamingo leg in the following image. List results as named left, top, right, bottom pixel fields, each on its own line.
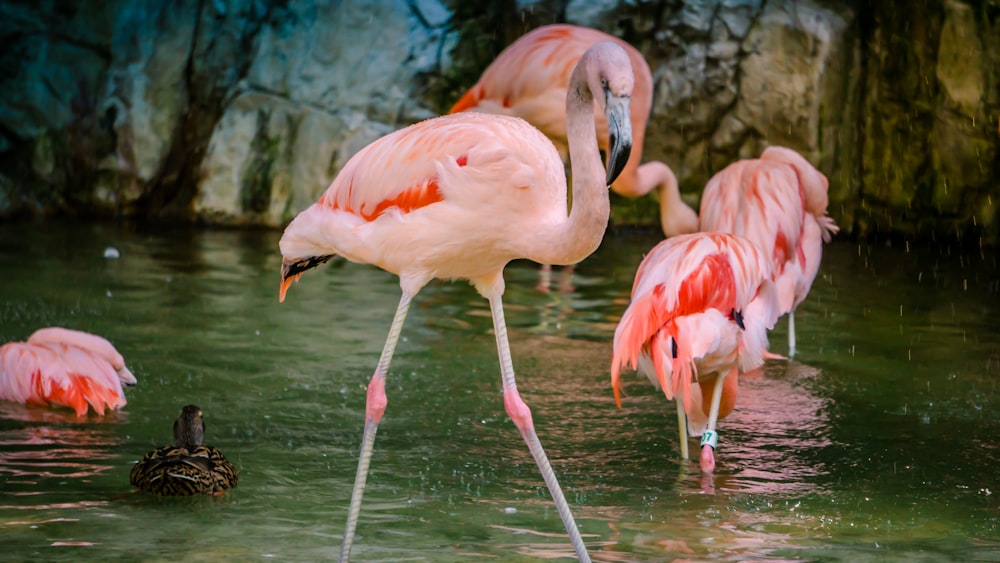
left=489, top=295, right=591, bottom=562
left=699, top=367, right=736, bottom=474
left=536, top=263, right=553, bottom=292
left=340, top=292, right=413, bottom=562
left=788, top=309, right=797, bottom=358
left=676, top=398, right=689, bottom=461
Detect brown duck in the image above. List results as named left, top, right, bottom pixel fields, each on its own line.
left=130, top=404, right=238, bottom=496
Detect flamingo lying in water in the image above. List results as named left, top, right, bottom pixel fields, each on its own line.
left=279, top=40, right=636, bottom=562
left=0, top=327, right=136, bottom=417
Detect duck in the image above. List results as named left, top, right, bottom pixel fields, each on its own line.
left=130, top=404, right=238, bottom=496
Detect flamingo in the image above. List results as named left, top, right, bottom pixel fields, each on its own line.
left=278, top=41, right=635, bottom=562
left=0, top=327, right=137, bottom=417
left=451, top=24, right=698, bottom=238
left=611, top=233, right=780, bottom=473
left=698, top=146, right=839, bottom=357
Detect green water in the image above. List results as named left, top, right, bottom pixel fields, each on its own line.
left=0, top=221, right=997, bottom=561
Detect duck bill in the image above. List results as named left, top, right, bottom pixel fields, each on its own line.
left=604, top=93, right=633, bottom=186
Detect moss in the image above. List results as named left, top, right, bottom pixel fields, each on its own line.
left=609, top=192, right=659, bottom=228
left=240, top=110, right=281, bottom=216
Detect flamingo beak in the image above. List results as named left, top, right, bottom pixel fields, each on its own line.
left=279, top=255, right=336, bottom=303
left=280, top=258, right=304, bottom=303
left=604, top=92, right=632, bottom=186
left=279, top=269, right=299, bottom=303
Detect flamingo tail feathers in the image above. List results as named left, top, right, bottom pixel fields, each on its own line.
left=611, top=287, right=671, bottom=407
left=817, top=213, right=840, bottom=243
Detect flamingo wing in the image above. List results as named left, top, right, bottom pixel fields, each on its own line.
left=701, top=161, right=805, bottom=266
left=760, top=146, right=835, bottom=228
left=319, top=114, right=556, bottom=217
left=700, top=160, right=807, bottom=310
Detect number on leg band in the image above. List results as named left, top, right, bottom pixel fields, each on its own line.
left=701, top=431, right=718, bottom=449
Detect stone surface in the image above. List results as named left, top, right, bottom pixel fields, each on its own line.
left=194, top=0, right=446, bottom=224
left=0, top=0, right=997, bottom=245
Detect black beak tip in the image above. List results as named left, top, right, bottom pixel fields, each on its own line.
left=606, top=139, right=632, bottom=186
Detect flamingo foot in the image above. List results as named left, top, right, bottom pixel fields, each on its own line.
left=700, top=445, right=715, bottom=473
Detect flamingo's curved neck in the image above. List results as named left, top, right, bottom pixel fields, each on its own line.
left=531, top=55, right=611, bottom=266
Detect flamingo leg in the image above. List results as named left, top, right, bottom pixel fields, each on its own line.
left=676, top=398, right=689, bottom=461
left=557, top=265, right=575, bottom=294
left=340, top=292, right=413, bottom=562
left=699, top=367, right=736, bottom=474
left=787, top=309, right=797, bottom=358
left=536, top=264, right=575, bottom=294
left=536, top=263, right=553, bottom=292
left=488, top=295, right=591, bottom=562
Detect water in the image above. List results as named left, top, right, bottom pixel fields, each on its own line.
left=0, top=221, right=998, bottom=561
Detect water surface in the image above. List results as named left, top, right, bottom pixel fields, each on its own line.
left=0, top=222, right=998, bottom=561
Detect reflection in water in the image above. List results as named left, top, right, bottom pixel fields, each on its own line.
left=0, top=223, right=997, bottom=560
left=708, top=360, right=832, bottom=495
left=535, top=264, right=576, bottom=294
left=0, top=403, right=122, bottom=513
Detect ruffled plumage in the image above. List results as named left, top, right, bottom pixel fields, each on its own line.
left=611, top=232, right=781, bottom=472
left=611, top=232, right=778, bottom=410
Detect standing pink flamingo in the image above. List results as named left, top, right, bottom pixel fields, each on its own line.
left=0, top=327, right=136, bottom=417
left=451, top=24, right=698, bottom=238
left=279, top=41, right=635, bottom=562
left=698, top=146, right=839, bottom=357
left=611, top=233, right=780, bottom=473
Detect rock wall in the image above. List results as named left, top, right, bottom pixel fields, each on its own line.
left=857, top=0, right=998, bottom=243
left=0, top=0, right=997, bottom=245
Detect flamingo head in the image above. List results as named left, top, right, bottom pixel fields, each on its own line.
left=582, top=41, right=633, bottom=186
left=604, top=91, right=632, bottom=186
left=279, top=254, right=335, bottom=303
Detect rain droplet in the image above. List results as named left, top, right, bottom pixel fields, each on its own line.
left=103, top=246, right=120, bottom=259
